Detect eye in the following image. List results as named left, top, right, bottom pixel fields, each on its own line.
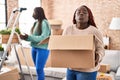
left=83, top=11, right=87, bottom=14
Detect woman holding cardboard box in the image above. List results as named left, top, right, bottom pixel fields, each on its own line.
left=20, top=7, right=51, bottom=80
left=62, top=5, right=105, bottom=80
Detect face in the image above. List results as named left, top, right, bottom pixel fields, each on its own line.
left=32, top=9, right=38, bottom=19
left=75, top=6, right=89, bottom=23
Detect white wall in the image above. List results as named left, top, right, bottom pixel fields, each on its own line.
left=18, top=0, right=41, bottom=34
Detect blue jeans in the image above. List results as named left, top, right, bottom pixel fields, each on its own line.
left=31, top=47, right=49, bottom=80
left=67, top=69, right=97, bottom=80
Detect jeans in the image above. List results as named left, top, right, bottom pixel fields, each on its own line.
left=67, top=68, right=97, bottom=80
left=31, top=47, right=49, bottom=80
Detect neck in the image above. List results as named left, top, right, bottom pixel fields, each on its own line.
left=76, top=23, right=89, bottom=29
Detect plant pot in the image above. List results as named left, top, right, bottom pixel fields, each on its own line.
left=0, top=34, right=19, bottom=43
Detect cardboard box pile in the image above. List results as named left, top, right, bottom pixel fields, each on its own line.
left=52, top=29, right=63, bottom=35
left=0, top=67, right=20, bottom=80
left=47, top=35, right=95, bottom=68
left=48, top=19, right=63, bottom=35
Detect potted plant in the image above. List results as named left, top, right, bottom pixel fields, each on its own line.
left=0, top=27, right=21, bottom=43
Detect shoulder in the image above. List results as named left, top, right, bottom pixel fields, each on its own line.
left=90, top=26, right=103, bottom=41
left=65, top=25, right=74, bottom=31
left=42, top=19, right=50, bottom=27
left=42, top=19, right=49, bottom=24
left=62, top=25, right=74, bottom=35
left=90, top=26, right=102, bottom=36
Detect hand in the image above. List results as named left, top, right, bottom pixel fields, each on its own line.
left=20, top=33, right=28, bottom=40
left=95, top=53, right=99, bottom=66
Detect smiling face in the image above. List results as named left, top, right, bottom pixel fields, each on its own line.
left=75, top=6, right=89, bottom=24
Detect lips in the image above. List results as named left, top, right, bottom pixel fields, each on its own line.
left=79, top=18, right=83, bottom=20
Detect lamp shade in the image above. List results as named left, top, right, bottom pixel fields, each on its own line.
left=109, top=17, right=120, bottom=30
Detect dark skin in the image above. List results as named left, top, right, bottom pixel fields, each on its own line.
left=75, top=6, right=89, bottom=30
left=20, top=33, right=28, bottom=40
left=75, top=6, right=99, bottom=66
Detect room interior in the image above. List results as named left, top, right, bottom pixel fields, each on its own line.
left=0, top=0, right=120, bottom=80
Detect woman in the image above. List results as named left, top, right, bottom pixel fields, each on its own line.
left=62, top=5, right=105, bottom=80
left=20, top=7, right=51, bottom=80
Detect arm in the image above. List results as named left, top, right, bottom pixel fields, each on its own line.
left=27, top=20, right=51, bottom=43
left=94, top=29, right=105, bottom=65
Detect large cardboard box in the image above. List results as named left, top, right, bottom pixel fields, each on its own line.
left=47, top=35, right=95, bottom=68
left=0, top=67, right=20, bottom=80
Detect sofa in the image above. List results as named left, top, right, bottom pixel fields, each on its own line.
left=101, top=50, right=120, bottom=80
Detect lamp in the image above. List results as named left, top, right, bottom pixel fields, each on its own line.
left=109, top=17, right=120, bottom=30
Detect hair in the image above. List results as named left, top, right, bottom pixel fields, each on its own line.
left=73, top=5, right=97, bottom=28
left=31, top=7, right=47, bottom=35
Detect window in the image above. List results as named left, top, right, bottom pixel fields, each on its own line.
left=0, top=0, right=6, bottom=30
left=18, top=0, right=41, bottom=34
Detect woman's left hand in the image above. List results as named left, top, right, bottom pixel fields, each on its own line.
left=95, top=53, right=99, bottom=66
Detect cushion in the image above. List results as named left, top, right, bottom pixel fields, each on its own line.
left=115, top=66, right=120, bottom=80
left=101, top=50, right=120, bottom=71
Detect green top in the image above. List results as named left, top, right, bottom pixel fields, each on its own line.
left=26, top=19, right=51, bottom=49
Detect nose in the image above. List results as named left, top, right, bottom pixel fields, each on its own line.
left=79, top=11, right=84, bottom=15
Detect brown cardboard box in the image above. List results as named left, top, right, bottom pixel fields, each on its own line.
left=51, top=29, right=63, bottom=35
left=47, top=35, right=95, bottom=68
left=0, top=67, right=20, bottom=80
left=98, top=64, right=110, bottom=73
left=0, top=34, right=19, bottom=43
left=97, top=73, right=112, bottom=80
left=48, top=19, right=62, bottom=27
left=17, top=47, right=50, bottom=67
left=17, top=47, right=34, bottom=66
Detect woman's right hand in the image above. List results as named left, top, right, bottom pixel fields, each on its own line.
left=20, top=34, right=28, bottom=40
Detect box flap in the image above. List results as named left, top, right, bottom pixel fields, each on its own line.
left=48, top=34, right=94, bottom=50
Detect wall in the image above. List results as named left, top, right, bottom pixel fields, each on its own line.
left=42, top=0, right=120, bottom=50
left=7, top=0, right=120, bottom=50
left=7, top=0, right=18, bottom=27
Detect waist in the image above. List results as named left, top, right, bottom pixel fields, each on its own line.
left=31, top=42, right=48, bottom=49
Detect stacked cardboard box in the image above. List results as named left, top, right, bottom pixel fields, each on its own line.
left=48, top=19, right=63, bottom=35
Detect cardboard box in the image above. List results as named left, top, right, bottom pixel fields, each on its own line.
left=17, top=47, right=49, bottom=67
left=18, top=47, right=34, bottom=67
left=98, top=64, right=110, bottom=73
left=0, top=67, right=20, bottom=80
left=97, top=73, right=112, bottom=80
left=0, top=34, right=19, bottom=43
left=48, top=19, right=62, bottom=26
left=47, top=35, right=95, bottom=68
left=51, top=29, right=63, bottom=35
